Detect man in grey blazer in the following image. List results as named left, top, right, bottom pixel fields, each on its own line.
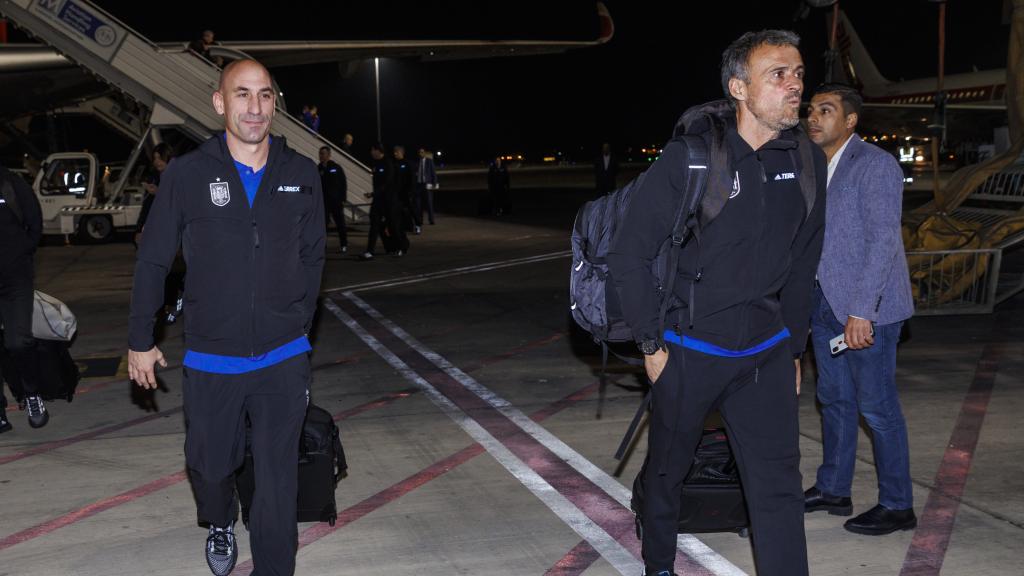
left=804, top=83, right=916, bottom=535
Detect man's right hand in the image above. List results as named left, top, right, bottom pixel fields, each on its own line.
left=128, top=346, right=167, bottom=389
left=644, top=348, right=670, bottom=384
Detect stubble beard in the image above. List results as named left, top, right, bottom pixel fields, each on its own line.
left=231, top=114, right=271, bottom=145
left=750, top=98, right=801, bottom=134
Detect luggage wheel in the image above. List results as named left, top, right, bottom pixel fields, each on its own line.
left=737, top=527, right=749, bottom=538
left=328, top=515, right=336, bottom=527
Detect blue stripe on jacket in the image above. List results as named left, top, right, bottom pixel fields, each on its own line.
left=663, top=328, right=790, bottom=358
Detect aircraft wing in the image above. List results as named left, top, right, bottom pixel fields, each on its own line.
left=195, top=37, right=612, bottom=69
left=160, top=1, right=613, bottom=69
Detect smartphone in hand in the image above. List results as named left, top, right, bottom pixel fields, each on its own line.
left=830, top=333, right=847, bottom=355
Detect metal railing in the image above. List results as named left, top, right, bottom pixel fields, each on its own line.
left=907, top=249, right=1002, bottom=315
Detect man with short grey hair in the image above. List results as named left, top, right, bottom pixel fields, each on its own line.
left=608, top=29, right=825, bottom=576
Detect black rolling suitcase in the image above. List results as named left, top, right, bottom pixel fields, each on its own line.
left=631, top=428, right=749, bottom=537
left=237, top=403, right=348, bottom=526
left=0, top=336, right=80, bottom=403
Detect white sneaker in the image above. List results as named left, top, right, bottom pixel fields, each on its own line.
left=359, top=252, right=374, bottom=260
left=205, top=523, right=237, bottom=576
left=26, top=396, right=49, bottom=429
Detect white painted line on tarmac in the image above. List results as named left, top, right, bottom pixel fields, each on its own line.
left=322, top=297, right=643, bottom=576
left=341, top=292, right=748, bottom=576
left=324, top=250, right=571, bottom=293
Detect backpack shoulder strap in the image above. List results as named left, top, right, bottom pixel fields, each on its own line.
left=794, top=131, right=817, bottom=220
left=671, top=134, right=710, bottom=243
left=655, top=134, right=710, bottom=340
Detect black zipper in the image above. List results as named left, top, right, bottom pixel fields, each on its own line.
left=688, top=267, right=702, bottom=329
left=251, top=216, right=259, bottom=356
left=737, top=155, right=768, bottom=348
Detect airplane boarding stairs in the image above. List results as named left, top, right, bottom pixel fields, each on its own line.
left=0, top=0, right=372, bottom=213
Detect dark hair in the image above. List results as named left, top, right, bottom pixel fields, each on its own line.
left=370, top=142, right=384, bottom=153
left=319, top=145, right=330, bottom=154
left=720, top=30, right=801, bottom=103
left=813, top=83, right=863, bottom=117
left=152, top=142, right=174, bottom=161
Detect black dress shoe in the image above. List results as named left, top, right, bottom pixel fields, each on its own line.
left=844, top=504, right=917, bottom=535
left=804, top=486, right=853, bottom=516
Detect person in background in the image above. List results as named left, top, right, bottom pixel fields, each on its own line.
left=301, top=105, right=320, bottom=133
left=0, top=162, right=47, bottom=431
left=360, top=142, right=394, bottom=260
left=318, top=146, right=349, bottom=254
left=594, top=142, right=619, bottom=195
left=393, top=145, right=417, bottom=235
left=416, top=147, right=439, bottom=227
left=187, top=29, right=223, bottom=67
left=804, top=82, right=916, bottom=536
left=487, top=156, right=510, bottom=217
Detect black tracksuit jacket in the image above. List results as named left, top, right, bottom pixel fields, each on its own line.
left=128, top=135, right=325, bottom=357
left=0, top=166, right=42, bottom=268
left=607, top=107, right=826, bottom=357
left=319, top=159, right=347, bottom=200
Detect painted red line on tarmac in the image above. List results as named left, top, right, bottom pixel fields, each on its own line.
left=545, top=540, right=603, bottom=576
left=900, top=343, right=1001, bottom=576
left=0, top=471, right=188, bottom=552
left=336, top=297, right=712, bottom=575
left=462, top=331, right=568, bottom=372
left=331, top=389, right=418, bottom=421
left=0, top=390, right=414, bottom=551
left=234, top=380, right=601, bottom=576
left=0, top=407, right=184, bottom=466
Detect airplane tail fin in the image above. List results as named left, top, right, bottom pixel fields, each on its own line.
left=596, top=2, right=614, bottom=44
left=829, top=9, right=889, bottom=93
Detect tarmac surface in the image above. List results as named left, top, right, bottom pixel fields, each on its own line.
left=0, top=185, right=1021, bottom=575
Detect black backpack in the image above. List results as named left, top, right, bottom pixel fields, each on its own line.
left=569, top=134, right=710, bottom=423
left=570, top=134, right=709, bottom=343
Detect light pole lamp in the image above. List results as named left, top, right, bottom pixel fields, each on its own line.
left=374, top=57, right=382, bottom=144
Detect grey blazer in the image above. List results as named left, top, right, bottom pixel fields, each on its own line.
left=816, top=135, right=914, bottom=326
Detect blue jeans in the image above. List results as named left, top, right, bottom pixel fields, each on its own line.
left=810, top=287, right=913, bottom=510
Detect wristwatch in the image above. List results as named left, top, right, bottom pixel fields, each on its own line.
left=638, top=338, right=660, bottom=355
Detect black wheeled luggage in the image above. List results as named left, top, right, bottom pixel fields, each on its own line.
left=0, top=336, right=80, bottom=403
left=237, top=403, right=348, bottom=526
left=631, top=428, right=749, bottom=537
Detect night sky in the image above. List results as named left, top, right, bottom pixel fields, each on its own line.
left=34, top=1, right=1020, bottom=163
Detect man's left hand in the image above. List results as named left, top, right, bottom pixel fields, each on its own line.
left=845, top=316, right=874, bottom=350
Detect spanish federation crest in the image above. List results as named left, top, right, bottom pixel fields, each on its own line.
left=209, top=181, right=230, bottom=206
